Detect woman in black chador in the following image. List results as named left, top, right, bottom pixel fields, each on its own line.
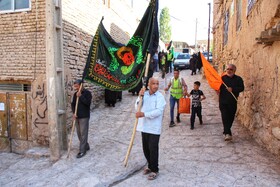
left=105, top=89, right=122, bottom=107
left=129, top=81, right=143, bottom=96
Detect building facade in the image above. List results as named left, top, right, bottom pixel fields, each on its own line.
left=0, top=0, right=145, bottom=159
left=213, top=0, right=280, bottom=157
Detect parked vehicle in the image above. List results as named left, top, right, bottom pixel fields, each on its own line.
left=182, top=48, right=189, bottom=53
left=174, top=53, right=191, bottom=69
left=202, top=52, right=213, bottom=63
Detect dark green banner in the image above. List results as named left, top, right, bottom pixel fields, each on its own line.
left=83, top=0, right=159, bottom=91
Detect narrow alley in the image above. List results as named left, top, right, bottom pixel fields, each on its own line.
left=1, top=70, right=280, bottom=187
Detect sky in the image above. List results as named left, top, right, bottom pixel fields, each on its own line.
left=158, top=0, right=213, bottom=45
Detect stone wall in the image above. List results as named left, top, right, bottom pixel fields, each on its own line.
left=213, top=0, right=280, bottom=157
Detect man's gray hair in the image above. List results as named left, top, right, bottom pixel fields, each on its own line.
left=228, top=64, right=236, bottom=70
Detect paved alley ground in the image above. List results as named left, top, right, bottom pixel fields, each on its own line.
left=1, top=70, right=280, bottom=187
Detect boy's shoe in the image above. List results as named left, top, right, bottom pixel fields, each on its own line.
left=176, top=116, right=181, bottom=123
left=169, top=121, right=175, bottom=127
left=199, top=119, right=203, bottom=125
left=190, top=126, right=194, bottom=130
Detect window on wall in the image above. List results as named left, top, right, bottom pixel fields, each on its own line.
left=0, top=0, right=30, bottom=13
left=223, top=10, right=229, bottom=46
left=0, top=83, right=31, bottom=91
left=247, top=0, right=256, bottom=15
left=236, top=0, right=242, bottom=31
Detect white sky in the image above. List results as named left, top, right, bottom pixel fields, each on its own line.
left=158, top=0, right=213, bottom=45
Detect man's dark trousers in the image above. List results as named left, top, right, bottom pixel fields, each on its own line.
left=219, top=103, right=237, bottom=136
left=141, top=132, right=160, bottom=173
left=76, top=118, right=90, bottom=153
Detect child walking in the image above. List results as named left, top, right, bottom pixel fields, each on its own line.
left=186, top=81, right=206, bottom=130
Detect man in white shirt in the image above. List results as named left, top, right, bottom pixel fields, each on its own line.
left=135, top=77, right=166, bottom=180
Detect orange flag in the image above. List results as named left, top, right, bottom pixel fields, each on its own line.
left=200, top=53, right=222, bottom=91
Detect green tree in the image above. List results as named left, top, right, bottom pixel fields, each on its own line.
left=159, top=7, right=172, bottom=43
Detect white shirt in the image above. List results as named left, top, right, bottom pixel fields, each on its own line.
left=135, top=90, right=166, bottom=135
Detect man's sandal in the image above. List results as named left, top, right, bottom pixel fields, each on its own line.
left=143, top=168, right=151, bottom=175
left=147, top=172, right=158, bottom=180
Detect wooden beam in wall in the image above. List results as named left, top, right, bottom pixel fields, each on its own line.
left=256, top=23, right=280, bottom=45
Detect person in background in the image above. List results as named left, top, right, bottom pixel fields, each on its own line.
left=160, top=52, right=166, bottom=79
left=153, top=50, right=159, bottom=72
left=195, top=53, right=202, bottom=73
left=135, top=77, right=166, bottom=180
left=144, top=58, right=154, bottom=90
left=71, top=79, right=92, bottom=158
left=186, top=81, right=206, bottom=130
left=218, top=64, right=244, bottom=141
left=164, top=69, right=187, bottom=127
left=158, top=50, right=164, bottom=71
left=189, top=55, right=197, bottom=75
left=166, top=49, right=174, bottom=73
left=129, top=81, right=142, bottom=96
left=105, top=89, right=117, bottom=107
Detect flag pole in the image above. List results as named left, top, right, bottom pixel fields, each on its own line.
left=199, top=52, right=237, bottom=102
left=124, top=53, right=151, bottom=167
left=222, top=82, right=238, bottom=101
left=67, top=83, right=83, bottom=158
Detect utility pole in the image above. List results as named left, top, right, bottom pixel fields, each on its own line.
left=207, top=3, right=211, bottom=61
left=195, top=18, right=198, bottom=53
left=46, top=0, right=67, bottom=161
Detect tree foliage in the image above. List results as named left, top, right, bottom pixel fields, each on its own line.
left=159, top=7, right=171, bottom=43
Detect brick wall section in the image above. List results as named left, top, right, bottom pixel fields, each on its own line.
left=213, top=0, right=280, bottom=157
left=0, top=0, right=49, bottom=149
left=0, top=0, right=46, bottom=80
left=62, top=0, right=142, bottom=125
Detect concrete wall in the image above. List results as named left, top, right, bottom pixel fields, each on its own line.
left=213, top=0, right=280, bottom=157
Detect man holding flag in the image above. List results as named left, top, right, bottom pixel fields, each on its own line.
left=69, top=0, right=161, bottom=162
left=135, top=78, right=166, bottom=180
left=219, top=64, right=244, bottom=141
left=71, top=80, right=92, bottom=158
left=200, top=53, right=244, bottom=141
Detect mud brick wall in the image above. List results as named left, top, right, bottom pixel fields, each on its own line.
left=213, top=0, right=280, bottom=157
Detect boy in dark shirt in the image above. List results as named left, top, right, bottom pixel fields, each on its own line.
left=186, top=81, right=206, bottom=130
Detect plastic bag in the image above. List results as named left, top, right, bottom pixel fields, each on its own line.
left=179, top=97, right=190, bottom=114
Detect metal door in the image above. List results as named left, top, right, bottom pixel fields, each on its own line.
left=0, top=93, right=8, bottom=137
left=0, top=93, right=28, bottom=146
left=9, top=93, right=28, bottom=140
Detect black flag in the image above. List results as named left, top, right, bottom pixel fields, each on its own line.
left=82, top=0, right=159, bottom=91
